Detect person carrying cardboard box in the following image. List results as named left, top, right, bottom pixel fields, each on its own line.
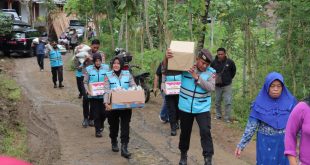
left=104, top=56, right=137, bottom=159
left=84, top=53, right=109, bottom=138
left=163, top=47, right=216, bottom=165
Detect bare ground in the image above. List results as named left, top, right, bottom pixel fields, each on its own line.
left=11, top=55, right=256, bottom=165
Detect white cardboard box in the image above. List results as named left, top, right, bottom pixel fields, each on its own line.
left=168, top=41, right=195, bottom=71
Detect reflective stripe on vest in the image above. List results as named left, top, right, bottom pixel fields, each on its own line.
left=86, top=64, right=109, bottom=99
left=180, top=87, right=211, bottom=98
left=178, top=67, right=216, bottom=114
left=106, top=70, right=130, bottom=90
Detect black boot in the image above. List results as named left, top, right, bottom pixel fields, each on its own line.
left=112, top=142, right=119, bottom=152
left=59, top=82, right=64, bottom=88
left=121, top=143, right=131, bottom=159
left=179, top=152, right=187, bottom=165
left=204, top=156, right=212, bottom=165
left=170, top=123, right=177, bottom=136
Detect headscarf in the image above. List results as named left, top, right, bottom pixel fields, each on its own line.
left=92, top=53, right=102, bottom=69
left=92, top=53, right=102, bottom=63
left=250, top=72, right=297, bottom=129
left=111, top=56, right=124, bottom=77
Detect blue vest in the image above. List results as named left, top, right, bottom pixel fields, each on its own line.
left=178, top=67, right=215, bottom=114
left=106, top=70, right=130, bottom=90
left=49, top=49, right=63, bottom=67
left=86, top=64, right=109, bottom=98
left=165, top=74, right=182, bottom=82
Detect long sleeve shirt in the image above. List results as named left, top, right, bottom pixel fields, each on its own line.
left=285, top=102, right=310, bottom=165
left=237, top=117, right=285, bottom=150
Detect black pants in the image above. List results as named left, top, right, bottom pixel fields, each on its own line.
left=108, top=109, right=132, bottom=144
left=37, top=54, right=44, bottom=69
left=83, top=96, right=92, bottom=120
left=90, top=98, right=106, bottom=133
left=165, top=95, right=179, bottom=127
left=51, top=66, right=63, bottom=85
left=77, top=76, right=92, bottom=120
left=178, top=111, right=214, bottom=157
left=76, top=76, right=84, bottom=96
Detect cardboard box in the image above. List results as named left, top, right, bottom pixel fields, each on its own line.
left=164, top=81, right=181, bottom=95
left=89, top=82, right=105, bottom=96
left=110, top=90, right=145, bottom=110
left=168, top=41, right=195, bottom=71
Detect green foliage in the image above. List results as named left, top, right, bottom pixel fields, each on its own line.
left=65, top=0, right=310, bottom=128
left=0, top=121, right=27, bottom=158
left=132, top=49, right=163, bottom=79
left=0, top=74, right=27, bottom=158
left=0, top=13, right=13, bottom=36
left=0, top=75, right=21, bottom=101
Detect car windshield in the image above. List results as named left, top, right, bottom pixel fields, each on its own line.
left=70, top=20, right=84, bottom=26
left=26, top=31, right=41, bottom=38
left=3, top=11, right=19, bottom=20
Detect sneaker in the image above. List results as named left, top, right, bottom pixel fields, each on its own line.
left=171, top=129, right=177, bottom=136
left=40, top=69, right=44, bottom=72
left=95, top=132, right=102, bottom=138
left=88, top=120, right=94, bottom=127
left=159, top=115, right=167, bottom=123
left=59, top=84, right=64, bottom=88
left=53, top=84, right=57, bottom=88
left=82, top=119, right=88, bottom=128
left=214, top=116, right=222, bottom=120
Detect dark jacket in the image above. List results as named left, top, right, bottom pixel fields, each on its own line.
left=211, top=56, right=236, bottom=87
left=36, top=42, right=45, bottom=55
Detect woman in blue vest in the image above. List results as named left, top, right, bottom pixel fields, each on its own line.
left=84, top=53, right=109, bottom=137
left=104, top=57, right=136, bottom=159
left=49, top=41, right=64, bottom=88
left=163, top=48, right=216, bottom=165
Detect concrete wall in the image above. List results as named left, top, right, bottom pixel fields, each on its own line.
left=20, top=4, right=29, bottom=23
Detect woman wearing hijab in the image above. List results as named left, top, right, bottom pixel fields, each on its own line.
left=104, top=57, right=136, bottom=159
left=84, top=53, right=109, bottom=137
left=234, top=72, right=297, bottom=164
left=285, top=95, right=310, bottom=165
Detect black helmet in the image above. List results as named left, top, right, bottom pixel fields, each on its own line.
left=114, top=47, right=124, bottom=56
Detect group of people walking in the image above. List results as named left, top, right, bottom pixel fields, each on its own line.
left=34, top=37, right=309, bottom=165
left=73, top=39, right=134, bottom=158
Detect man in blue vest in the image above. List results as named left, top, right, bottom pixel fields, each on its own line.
left=163, top=48, right=216, bottom=165
left=79, top=39, right=105, bottom=128
left=49, top=41, right=64, bottom=88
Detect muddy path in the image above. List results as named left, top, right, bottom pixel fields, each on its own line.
left=13, top=55, right=256, bottom=165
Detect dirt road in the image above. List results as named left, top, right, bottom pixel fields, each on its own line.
left=14, top=55, right=256, bottom=165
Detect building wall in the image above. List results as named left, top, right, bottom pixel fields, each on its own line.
left=20, top=4, right=29, bottom=23
left=39, top=3, right=47, bottom=19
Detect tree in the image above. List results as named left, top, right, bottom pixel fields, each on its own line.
left=0, top=13, right=12, bottom=36
left=197, top=0, right=211, bottom=51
